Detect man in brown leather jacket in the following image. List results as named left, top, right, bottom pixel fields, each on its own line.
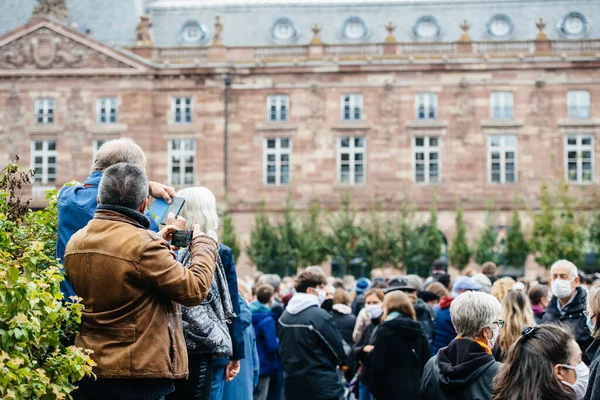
left=64, top=162, right=218, bottom=400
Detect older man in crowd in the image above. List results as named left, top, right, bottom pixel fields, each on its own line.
left=56, top=138, right=175, bottom=299
left=542, top=259, right=593, bottom=359
left=420, top=291, right=502, bottom=400
left=64, top=163, right=218, bottom=400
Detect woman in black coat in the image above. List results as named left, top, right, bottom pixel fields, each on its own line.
left=584, top=287, right=600, bottom=400
left=369, top=290, right=430, bottom=400
left=331, top=288, right=358, bottom=346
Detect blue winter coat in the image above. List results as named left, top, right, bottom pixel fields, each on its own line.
left=250, top=301, right=281, bottom=377
left=56, top=171, right=159, bottom=300
left=431, top=297, right=457, bottom=357
left=214, top=244, right=245, bottom=366
left=223, top=299, right=260, bottom=400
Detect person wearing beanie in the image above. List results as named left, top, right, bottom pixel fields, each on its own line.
left=352, top=278, right=372, bottom=316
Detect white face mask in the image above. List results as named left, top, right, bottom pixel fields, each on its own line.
left=314, top=289, right=326, bottom=306
left=552, top=279, right=575, bottom=299
left=560, top=362, right=589, bottom=400
left=486, top=325, right=500, bottom=349
left=365, top=304, right=383, bottom=319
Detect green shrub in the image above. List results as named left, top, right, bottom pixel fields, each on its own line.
left=474, top=212, right=498, bottom=265
left=449, top=203, right=472, bottom=270
left=220, top=209, right=240, bottom=261
left=0, top=161, right=94, bottom=399
left=504, top=210, right=530, bottom=267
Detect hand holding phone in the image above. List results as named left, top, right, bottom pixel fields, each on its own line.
left=150, top=197, right=186, bottom=225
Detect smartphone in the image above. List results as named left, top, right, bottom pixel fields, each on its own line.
left=150, top=197, right=186, bottom=225
left=171, top=230, right=193, bottom=248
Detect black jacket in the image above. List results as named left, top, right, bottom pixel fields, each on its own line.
left=584, top=339, right=600, bottom=400
left=278, top=300, right=345, bottom=400
left=419, top=338, right=500, bottom=400
left=542, top=287, right=593, bottom=358
left=369, top=315, right=430, bottom=400
left=331, top=307, right=358, bottom=346
left=414, top=298, right=435, bottom=345
left=352, top=318, right=381, bottom=385
left=352, top=293, right=366, bottom=316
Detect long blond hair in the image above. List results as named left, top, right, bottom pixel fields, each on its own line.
left=497, top=289, right=535, bottom=360
left=491, top=276, right=515, bottom=303
left=589, top=286, right=600, bottom=339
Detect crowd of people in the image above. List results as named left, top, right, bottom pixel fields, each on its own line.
left=56, top=138, right=600, bottom=400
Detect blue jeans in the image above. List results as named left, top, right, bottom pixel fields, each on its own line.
left=209, top=365, right=227, bottom=400
left=359, top=383, right=373, bottom=400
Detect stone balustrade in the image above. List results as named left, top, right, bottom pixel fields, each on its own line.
left=141, top=38, right=600, bottom=65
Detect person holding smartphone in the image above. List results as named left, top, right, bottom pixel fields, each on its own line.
left=64, top=163, right=218, bottom=400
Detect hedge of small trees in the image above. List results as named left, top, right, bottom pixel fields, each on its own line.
left=245, top=182, right=600, bottom=276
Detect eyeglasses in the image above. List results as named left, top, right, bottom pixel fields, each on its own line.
left=584, top=310, right=596, bottom=319
left=494, top=320, right=505, bottom=329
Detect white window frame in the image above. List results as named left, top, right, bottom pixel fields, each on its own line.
left=415, top=93, right=438, bottom=120
left=490, top=92, right=514, bottom=120
left=35, top=98, right=55, bottom=125
left=171, top=97, right=193, bottom=124
left=267, top=95, right=289, bottom=122
left=341, top=94, right=363, bottom=121
left=96, top=97, right=118, bottom=124
left=263, top=138, right=292, bottom=186
left=565, top=135, right=594, bottom=184
left=337, top=137, right=366, bottom=185
left=168, top=139, right=196, bottom=186
left=31, top=140, right=57, bottom=184
left=568, top=90, right=591, bottom=119
left=412, top=136, right=441, bottom=184
left=487, top=135, right=518, bottom=184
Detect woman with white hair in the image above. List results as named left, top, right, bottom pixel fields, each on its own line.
left=419, top=291, right=503, bottom=400
left=167, top=187, right=246, bottom=400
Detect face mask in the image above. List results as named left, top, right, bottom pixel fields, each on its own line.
left=587, top=315, right=595, bottom=333
left=365, top=304, right=383, bottom=319
left=321, top=298, right=333, bottom=312
left=560, top=362, right=589, bottom=400
left=486, top=325, right=500, bottom=349
left=314, top=289, right=326, bottom=306
left=552, top=279, right=575, bottom=299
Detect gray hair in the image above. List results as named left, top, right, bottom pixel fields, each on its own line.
left=260, top=274, right=282, bottom=292
left=98, top=163, right=149, bottom=210
left=450, top=291, right=502, bottom=339
left=550, top=259, right=578, bottom=279
left=177, top=187, right=219, bottom=232
left=92, top=138, right=147, bottom=172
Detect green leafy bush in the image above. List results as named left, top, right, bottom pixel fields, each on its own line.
left=220, top=208, right=240, bottom=261
left=531, top=183, right=585, bottom=267
left=504, top=210, right=530, bottom=267
left=0, top=161, right=94, bottom=399
left=449, top=203, right=472, bottom=270
left=474, top=212, right=498, bottom=265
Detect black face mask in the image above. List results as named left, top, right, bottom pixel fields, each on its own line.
left=321, top=298, right=334, bottom=312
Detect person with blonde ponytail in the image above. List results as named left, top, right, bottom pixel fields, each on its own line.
left=495, top=290, right=536, bottom=361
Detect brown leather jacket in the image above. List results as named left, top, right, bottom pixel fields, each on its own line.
left=64, top=209, right=218, bottom=380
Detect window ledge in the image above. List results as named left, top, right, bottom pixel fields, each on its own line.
left=88, top=124, right=128, bottom=134
left=256, top=123, right=298, bottom=131
left=558, top=119, right=600, bottom=128
left=481, top=120, right=523, bottom=128
left=331, top=122, right=372, bottom=130
left=406, top=120, right=448, bottom=129
left=27, top=125, right=64, bottom=134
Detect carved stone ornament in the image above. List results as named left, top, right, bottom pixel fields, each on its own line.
left=0, top=28, right=131, bottom=69
left=212, top=15, right=223, bottom=47
left=135, top=15, right=153, bottom=46
left=536, top=17, right=548, bottom=40
left=310, top=24, right=323, bottom=45
left=453, top=91, right=475, bottom=118
left=32, top=0, right=68, bottom=20
left=530, top=89, right=552, bottom=121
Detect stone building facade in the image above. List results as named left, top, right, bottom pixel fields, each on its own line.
left=1, top=0, right=600, bottom=275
